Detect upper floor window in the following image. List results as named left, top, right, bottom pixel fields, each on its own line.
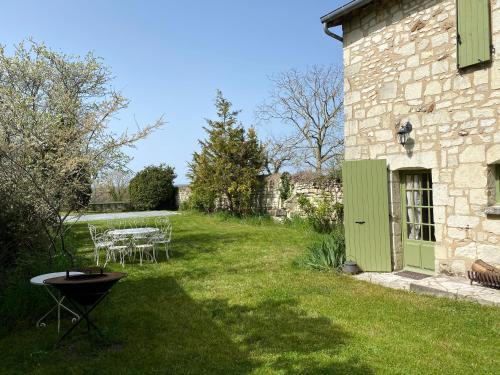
left=456, top=0, right=492, bottom=69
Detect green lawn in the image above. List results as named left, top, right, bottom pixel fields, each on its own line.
left=1, top=212, right=499, bottom=374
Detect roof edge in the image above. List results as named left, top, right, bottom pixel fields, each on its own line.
left=320, top=0, right=374, bottom=26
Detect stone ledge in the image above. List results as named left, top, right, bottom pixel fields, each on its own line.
left=410, top=281, right=500, bottom=307
left=485, top=206, right=500, bottom=215
left=354, top=272, right=500, bottom=307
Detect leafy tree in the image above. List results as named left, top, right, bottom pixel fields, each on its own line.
left=0, top=40, right=163, bottom=261
left=188, top=91, right=265, bottom=215
left=129, top=165, right=177, bottom=210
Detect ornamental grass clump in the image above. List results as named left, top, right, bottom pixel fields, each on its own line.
left=302, top=227, right=345, bottom=271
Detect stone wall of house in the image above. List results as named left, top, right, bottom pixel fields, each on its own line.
left=176, top=174, right=343, bottom=218
left=342, top=0, right=500, bottom=275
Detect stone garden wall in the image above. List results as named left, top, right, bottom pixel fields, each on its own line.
left=176, top=173, right=343, bottom=218
left=342, top=0, right=500, bottom=274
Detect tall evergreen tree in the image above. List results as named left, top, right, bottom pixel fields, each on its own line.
left=188, top=91, right=264, bottom=214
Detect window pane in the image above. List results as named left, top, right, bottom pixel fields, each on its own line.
left=431, top=226, right=436, bottom=242
left=414, top=206, right=422, bottom=225
left=407, top=224, right=414, bottom=240
left=423, top=189, right=429, bottom=206
left=415, top=223, right=421, bottom=240
left=414, top=190, right=421, bottom=206
left=422, top=173, right=429, bottom=188
left=422, top=206, right=429, bottom=224
left=423, top=225, right=430, bottom=241
left=407, top=223, right=421, bottom=240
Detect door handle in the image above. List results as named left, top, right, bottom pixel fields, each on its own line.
left=355, top=221, right=365, bottom=224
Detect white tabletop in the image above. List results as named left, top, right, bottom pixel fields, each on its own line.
left=30, top=271, right=84, bottom=285
left=108, top=227, right=159, bottom=236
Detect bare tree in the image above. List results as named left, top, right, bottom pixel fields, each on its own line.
left=257, top=66, right=344, bottom=173
left=105, top=169, right=132, bottom=202
left=262, top=134, right=300, bottom=174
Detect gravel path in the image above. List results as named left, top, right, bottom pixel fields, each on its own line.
left=65, top=210, right=178, bottom=222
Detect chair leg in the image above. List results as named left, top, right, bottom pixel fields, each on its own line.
left=103, top=251, right=109, bottom=268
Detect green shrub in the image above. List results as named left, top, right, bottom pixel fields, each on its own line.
left=188, top=187, right=216, bottom=213
left=279, top=172, right=293, bottom=201
left=129, top=165, right=177, bottom=210
left=0, top=250, right=87, bottom=336
left=299, top=227, right=345, bottom=271
left=179, top=201, right=191, bottom=211
left=297, top=195, right=343, bottom=233
left=0, top=199, right=47, bottom=269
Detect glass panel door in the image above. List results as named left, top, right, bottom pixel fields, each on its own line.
left=401, top=171, right=435, bottom=272
left=404, top=172, right=435, bottom=242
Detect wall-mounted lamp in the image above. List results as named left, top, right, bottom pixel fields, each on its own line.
left=397, top=121, right=412, bottom=147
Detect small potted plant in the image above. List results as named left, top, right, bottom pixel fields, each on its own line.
left=342, top=260, right=360, bottom=275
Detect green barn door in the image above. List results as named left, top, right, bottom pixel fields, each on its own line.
left=401, top=171, right=435, bottom=273
left=343, top=160, right=391, bottom=272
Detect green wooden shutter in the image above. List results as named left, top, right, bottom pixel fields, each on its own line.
left=343, top=160, right=392, bottom=272
left=457, top=0, right=491, bottom=68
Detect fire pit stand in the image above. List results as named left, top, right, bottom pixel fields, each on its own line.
left=44, top=269, right=126, bottom=345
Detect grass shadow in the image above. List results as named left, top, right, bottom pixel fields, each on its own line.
left=200, top=297, right=374, bottom=374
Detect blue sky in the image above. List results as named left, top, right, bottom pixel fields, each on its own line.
left=2, top=0, right=345, bottom=184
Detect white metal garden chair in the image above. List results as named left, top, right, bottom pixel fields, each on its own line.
left=153, top=222, right=172, bottom=259
left=155, top=217, right=169, bottom=229
left=105, top=236, right=131, bottom=268
left=132, top=233, right=156, bottom=265
left=88, top=224, right=113, bottom=266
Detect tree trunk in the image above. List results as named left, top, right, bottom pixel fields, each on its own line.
left=315, top=147, right=322, bottom=173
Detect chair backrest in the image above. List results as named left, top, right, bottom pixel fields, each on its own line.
left=132, top=232, right=154, bottom=246
left=88, top=224, right=98, bottom=244
left=165, top=223, right=172, bottom=241
left=157, top=217, right=170, bottom=232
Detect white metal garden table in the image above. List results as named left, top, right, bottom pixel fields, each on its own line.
left=108, top=227, right=159, bottom=238
left=30, top=271, right=84, bottom=333
left=106, top=227, right=160, bottom=266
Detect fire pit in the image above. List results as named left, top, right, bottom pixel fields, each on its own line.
left=44, top=269, right=126, bottom=344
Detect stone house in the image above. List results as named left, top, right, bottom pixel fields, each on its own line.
left=321, top=0, right=499, bottom=276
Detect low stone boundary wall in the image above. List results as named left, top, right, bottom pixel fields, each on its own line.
left=87, top=201, right=131, bottom=212
left=177, top=173, right=343, bottom=217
